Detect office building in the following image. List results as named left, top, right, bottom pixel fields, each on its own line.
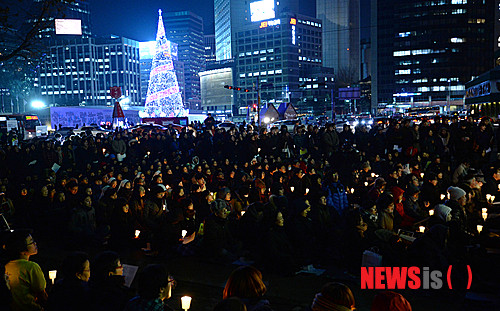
left=214, top=0, right=307, bottom=62
left=200, top=67, right=235, bottom=116
left=372, top=0, right=494, bottom=111
left=317, top=0, right=360, bottom=81
left=163, top=11, right=204, bottom=111
left=204, top=35, right=217, bottom=64
left=35, top=36, right=141, bottom=107
left=235, top=13, right=330, bottom=114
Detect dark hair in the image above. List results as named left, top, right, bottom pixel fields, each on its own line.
left=4, top=229, right=32, bottom=260
left=138, top=264, right=169, bottom=300
left=62, top=252, right=89, bottom=280
left=92, top=251, right=120, bottom=283
left=320, top=282, right=355, bottom=309
left=223, top=266, right=266, bottom=300
left=213, top=297, right=247, bottom=311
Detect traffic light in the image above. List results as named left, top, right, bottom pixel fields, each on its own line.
left=235, top=87, right=241, bottom=91
left=252, top=104, right=257, bottom=112
left=244, top=89, right=250, bottom=92
left=224, top=85, right=233, bottom=89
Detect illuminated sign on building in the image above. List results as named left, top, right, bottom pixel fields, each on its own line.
left=250, top=0, right=275, bottom=22
left=55, top=19, right=82, bottom=35
left=290, top=18, right=297, bottom=25
left=292, top=25, right=296, bottom=45
left=259, top=19, right=280, bottom=28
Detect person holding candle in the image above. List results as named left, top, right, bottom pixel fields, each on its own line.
left=4, top=229, right=48, bottom=311
left=427, top=204, right=452, bottom=227
left=124, top=264, right=175, bottom=311
left=46, top=252, right=91, bottom=311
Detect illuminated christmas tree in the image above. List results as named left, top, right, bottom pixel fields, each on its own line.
left=144, top=9, right=185, bottom=117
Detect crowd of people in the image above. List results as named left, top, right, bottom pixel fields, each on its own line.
left=1, top=114, right=500, bottom=310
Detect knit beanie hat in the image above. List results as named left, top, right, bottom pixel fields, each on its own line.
left=434, top=204, right=452, bottom=222
left=447, top=186, right=466, bottom=201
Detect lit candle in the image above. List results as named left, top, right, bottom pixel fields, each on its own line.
left=135, top=230, right=140, bottom=238
left=482, top=208, right=488, bottom=213
left=419, top=226, right=425, bottom=233
left=429, top=209, right=434, bottom=216
left=498, top=184, right=500, bottom=191
left=147, top=151, right=150, bottom=156
left=181, top=296, right=192, bottom=311
left=371, top=173, right=375, bottom=178
left=305, top=188, right=309, bottom=194
left=49, top=270, right=57, bottom=284
left=477, top=225, right=483, bottom=234
left=350, top=188, right=355, bottom=194
left=447, top=193, right=450, bottom=200
left=491, top=195, right=496, bottom=202
left=364, top=182, right=369, bottom=187
left=440, top=194, right=445, bottom=200
left=241, top=211, right=246, bottom=216
left=181, top=230, right=187, bottom=239
left=482, top=212, right=488, bottom=221
left=375, top=174, right=379, bottom=178
left=290, top=186, right=295, bottom=192
left=258, top=148, right=261, bottom=152
left=486, top=194, right=492, bottom=202
left=420, top=173, right=424, bottom=178
left=102, top=148, right=106, bottom=154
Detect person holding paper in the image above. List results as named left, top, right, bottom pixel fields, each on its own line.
left=124, top=264, right=175, bottom=311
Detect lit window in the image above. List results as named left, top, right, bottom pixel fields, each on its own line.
left=450, top=37, right=465, bottom=43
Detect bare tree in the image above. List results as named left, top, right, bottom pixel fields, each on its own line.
left=336, top=65, right=359, bottom=88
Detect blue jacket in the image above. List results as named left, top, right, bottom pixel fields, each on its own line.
left=324, top=182, right=349, bottom=214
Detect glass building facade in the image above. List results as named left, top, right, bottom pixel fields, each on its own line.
left=317, top=0, right=360, bottom=81
left=235, top=14, right=325, bottom=113
left=163, top=11, right=205, bottom=111
left=373, top=0, right=494, bottom=109
left=36, top=36, right=141, bottom=106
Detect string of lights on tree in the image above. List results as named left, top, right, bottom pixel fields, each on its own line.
left=143, top=9, right=186, bottom=117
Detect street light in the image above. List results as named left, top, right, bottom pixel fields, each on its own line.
left=31, top=100, right=45, bottom=109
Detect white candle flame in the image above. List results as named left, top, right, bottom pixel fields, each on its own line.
left=419, top=226, right=425, bottom=233
left=182, top=230, right=187, bottom=239
left=477, top=225, right=483, bottom=233
left=135, top=230, right=140, bottom=238
left=429, top=209, right=434, bottom=216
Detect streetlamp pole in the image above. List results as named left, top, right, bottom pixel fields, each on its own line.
left=447, top=79, right=451, bottom=113
left=256, top=76, right=260, bottom=126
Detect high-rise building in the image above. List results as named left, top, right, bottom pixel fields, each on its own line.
left=35, top=0, right=92, bottom=39
left=35, top=36, right=141, bottom=107
left=163, top=11, right=204, bottom=111
left=214, top=0, right=307, bottom=62
left=204, top=35, right=217, bottom=64
left=235, top=13, right=329, bottom=114
left=317, top=0, right=360, bottom=82
left=372, top=0, right=494, bottom=111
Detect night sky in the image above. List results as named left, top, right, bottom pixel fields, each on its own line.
left=90, top=0, right=368, bottom=42
left=89, top=0, right=215, bottom=41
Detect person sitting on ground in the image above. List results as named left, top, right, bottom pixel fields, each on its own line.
left=46, top=252, right=91, bottom=311
left=371, top=291, right=412, bottom=311
left=310, top=282, right=356, bottom=311
left=223, top=266, right=273, bottom=311
left=124, top=264, right=175, bottom=311
left=88, top=251, right=131, bottom=311
left=4, top=229, right=48, bottom=311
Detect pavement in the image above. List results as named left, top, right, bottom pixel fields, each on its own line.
left=29, top=232, right=500, bottom=311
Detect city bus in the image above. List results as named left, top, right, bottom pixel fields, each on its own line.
left=0, top=113, right=41, bottom=140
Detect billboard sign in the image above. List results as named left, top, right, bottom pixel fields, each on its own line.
left=339, top=87, right=361, bottom=100
left=250, top=0, right=275, bottom=22
left=55, top=19, right=82, bottom=35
